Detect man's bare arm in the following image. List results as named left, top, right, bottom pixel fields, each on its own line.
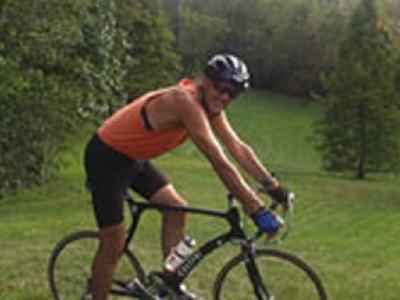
left=210, top=112, right=278, bottom=188
left=174, top=91, right=263, bottom=213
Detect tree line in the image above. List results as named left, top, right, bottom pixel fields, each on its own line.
left=0, top=0, right=399, bottom=196
left=160, top=0, right=400, bottom=94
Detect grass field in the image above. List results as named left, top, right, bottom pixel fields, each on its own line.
left=1, top=90, right=399, bottom=299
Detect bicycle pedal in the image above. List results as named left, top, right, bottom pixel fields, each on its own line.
left=131, top=279, right=158, bottom=300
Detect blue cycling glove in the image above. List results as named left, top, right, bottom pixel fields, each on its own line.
left=251, top=208, right=282, bottom=236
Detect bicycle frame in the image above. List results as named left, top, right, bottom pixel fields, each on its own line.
left=123, top=195, right=264, bottom=293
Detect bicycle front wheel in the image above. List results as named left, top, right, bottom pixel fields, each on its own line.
left=213, top=248, right=328, bottom=300
left=48, top=230, right=145, bottom=300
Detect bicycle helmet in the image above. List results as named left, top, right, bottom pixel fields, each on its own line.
left=204, top=54, right=250, bottom=89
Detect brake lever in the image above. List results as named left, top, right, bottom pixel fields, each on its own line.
left=284, top=191, right=295, bottom=212
left=257, top=187, right=280, bottom=211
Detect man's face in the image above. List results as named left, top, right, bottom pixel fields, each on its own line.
left=204, top=79, right=243, bottom=115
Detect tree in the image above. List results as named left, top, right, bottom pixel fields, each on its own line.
left=0, top=0, right=88, bottom=194
left=159, top=0, right=228, bottom=76
left=81, top=0, right=127, bottom=117
left=114, top=0, right=181, bottom=97
left=314, top=0, right=400, bottom=179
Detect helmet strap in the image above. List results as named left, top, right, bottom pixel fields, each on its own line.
left=199, top=79, right=222, bottom=119
left=199, top=86, right=209, bottom=114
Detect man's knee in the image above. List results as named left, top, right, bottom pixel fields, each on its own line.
left=170, top=196, right=188, bottom=207
left=150, top=184, right=188, bottom=207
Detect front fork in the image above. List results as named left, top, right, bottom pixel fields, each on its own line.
left=243, top=243, right=272, bottom=300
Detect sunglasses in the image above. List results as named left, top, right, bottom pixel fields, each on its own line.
left=213, top=81, right=243, bottom=99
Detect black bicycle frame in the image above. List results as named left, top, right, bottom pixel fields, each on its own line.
left=243, top=248, right=271, bottom=299
left=124, top=196, right=270, bottom=299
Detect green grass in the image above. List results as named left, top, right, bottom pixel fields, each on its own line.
left=1, top=89, right=400, bottom=299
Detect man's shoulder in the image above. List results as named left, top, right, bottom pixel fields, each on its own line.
left=169, top=85, right=195, bottom=101
left=162, top=85, right=199, bottom=111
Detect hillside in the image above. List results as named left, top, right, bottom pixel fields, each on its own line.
left=1, top=90, right=399, bottom=299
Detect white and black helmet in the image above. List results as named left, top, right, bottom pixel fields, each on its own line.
left=204, top=54, right=250, bottom=89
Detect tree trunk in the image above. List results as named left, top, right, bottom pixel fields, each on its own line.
left=357, top=102, right=366, bottom=179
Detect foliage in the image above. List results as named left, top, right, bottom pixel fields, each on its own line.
left=114, top=0, right=181, bottom=98
left=238, top=0, right=345, bottom=94
left=0, top=0, right=87, bottom=195
left=0, top=0, right=180, bottom=196
left=314, top=0, right=400, bottom=179
left=179, top=3, right=227, bottom=76
left=80, top=0, right=127, bottom=117
left=160, top=0, right=349, bottom=94
left=159, top=0, right=400, bottom=95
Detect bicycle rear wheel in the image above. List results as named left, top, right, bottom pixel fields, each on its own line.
left=213, top=248, right=328, bottom=300
left=48, top=230, right=145, bottom=300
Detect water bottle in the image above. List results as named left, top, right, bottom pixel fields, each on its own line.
left=164, top=236, right=196, bottom=272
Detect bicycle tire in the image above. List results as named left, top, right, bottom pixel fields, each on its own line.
left=213, top=248, right=328, bottom=300
left=48, top=230, right=145, bottom=300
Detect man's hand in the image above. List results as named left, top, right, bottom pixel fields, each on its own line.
left=265, top=185, right=294, bottom=209
left=251, top=207, right=284, bottom=236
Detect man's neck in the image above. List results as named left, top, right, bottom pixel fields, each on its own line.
left=196, top=78, right=221, bottom=119
left=196, top=80, right=211, bottom=115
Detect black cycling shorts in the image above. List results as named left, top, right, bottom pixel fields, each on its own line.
left=84, top=134, right=168, bottom=228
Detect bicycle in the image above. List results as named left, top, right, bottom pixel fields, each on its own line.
left=48, top=189, right=328, bottom=300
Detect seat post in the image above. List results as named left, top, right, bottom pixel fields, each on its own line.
left=125, top=196, right=145, bottom=247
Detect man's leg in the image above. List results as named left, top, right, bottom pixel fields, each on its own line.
left=150, top=184, right=188, bottom=258
left=91, top=222, right=125, bottom=300
left=149, top=185, right=204, bottom=300
left=84, top=134, right=140, bottom=299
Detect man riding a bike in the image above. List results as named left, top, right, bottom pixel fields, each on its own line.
left=84, top=54, right=293, bottom=300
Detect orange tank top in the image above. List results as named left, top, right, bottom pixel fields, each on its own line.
left=98, top=79, right=197, bottom=160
